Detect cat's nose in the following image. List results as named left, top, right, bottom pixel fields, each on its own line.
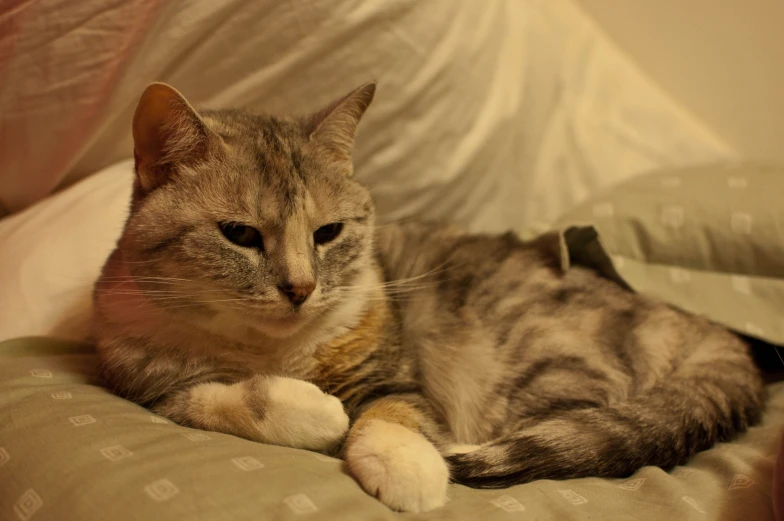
left=278, top=281, right=316, bottom=306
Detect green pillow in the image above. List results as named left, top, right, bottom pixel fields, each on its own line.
left=1, top=337, right=783, bottom=521
left=555, top=163, right=784, bottom=348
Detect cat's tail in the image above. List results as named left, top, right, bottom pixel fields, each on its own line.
left=447, top=346, right=765, bottom=489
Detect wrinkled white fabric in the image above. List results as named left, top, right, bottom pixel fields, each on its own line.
left=1, top=0, right=733, bottom=231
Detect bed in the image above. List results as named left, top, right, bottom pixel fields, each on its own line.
left=1, top=1, right=782, bottom=519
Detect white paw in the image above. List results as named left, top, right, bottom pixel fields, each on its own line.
left=259, top=377, right=349, bottom=451
left=346, top=420, right=449, bottom=513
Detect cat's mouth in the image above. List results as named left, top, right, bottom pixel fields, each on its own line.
left=236, top=299, right=326, bottom=336
left=198, top=292, right=331, bottom=339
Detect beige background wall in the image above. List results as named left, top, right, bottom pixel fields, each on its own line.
left=576, top=0, right=784, bottom=164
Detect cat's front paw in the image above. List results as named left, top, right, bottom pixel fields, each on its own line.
left=345, top=420, right=449, bottom=513
left=259, top=377, right=349, bottom=452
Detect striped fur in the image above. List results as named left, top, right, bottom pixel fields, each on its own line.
left=93, top=83, right=765, bottom=513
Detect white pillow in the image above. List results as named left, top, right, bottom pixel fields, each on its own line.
left=0, top=161, right=133, bottom=342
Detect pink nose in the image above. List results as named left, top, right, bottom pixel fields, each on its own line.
left=278, top=281, right=315, bottom=306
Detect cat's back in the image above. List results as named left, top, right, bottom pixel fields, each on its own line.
left=376, top=222, right=756, bottom=444
left=374, top=222, right=716, bottom=353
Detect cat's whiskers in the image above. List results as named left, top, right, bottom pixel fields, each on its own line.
left=100, top=276, right=196, bottom=284
left=145, top=300, right=249, bottom=312
left=103, top=288, right=232, bottom=296
left=337, top=258, right=467, bottom=296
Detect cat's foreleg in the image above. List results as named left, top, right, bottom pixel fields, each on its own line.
left=98, top=337, right=349, bottom=452
left=154, top=375, right=349, bottom=452
left=343, top=394, right=450, bottom=513
left=98, top=337, right=349, bottom=451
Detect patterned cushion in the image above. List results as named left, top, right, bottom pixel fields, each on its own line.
left=556, top=163, right=784, bottom=349
left=1, top=337, right=782, bottom=520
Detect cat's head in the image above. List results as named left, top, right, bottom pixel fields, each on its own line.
left=118, top=82, right=377, bottom=338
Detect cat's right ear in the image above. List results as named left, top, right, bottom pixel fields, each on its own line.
left=132, top=83, right=210, bottom=192
left=303, top=82, right=376, bottom=170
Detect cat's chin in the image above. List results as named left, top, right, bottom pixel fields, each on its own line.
left=252, top=315, right=311, bottom=339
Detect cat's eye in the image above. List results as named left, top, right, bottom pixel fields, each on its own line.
left=219, top=223, right=263, bottom=250
left=314, top=223, right=343, bottom=245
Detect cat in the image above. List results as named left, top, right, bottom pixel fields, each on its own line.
left=92, top=81, right=765, bottom=513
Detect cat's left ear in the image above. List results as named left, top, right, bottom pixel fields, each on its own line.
left=304, top=82, right=376, bottom=168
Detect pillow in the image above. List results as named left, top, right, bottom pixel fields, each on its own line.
left=1, top=336, right=782, bottom=521
left=555, top=163, right=784, bottom=347
left=0, top=161, right=133, bottom=343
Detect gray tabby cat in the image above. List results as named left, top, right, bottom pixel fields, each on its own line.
left=93, top=82, right=765, bottom=513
